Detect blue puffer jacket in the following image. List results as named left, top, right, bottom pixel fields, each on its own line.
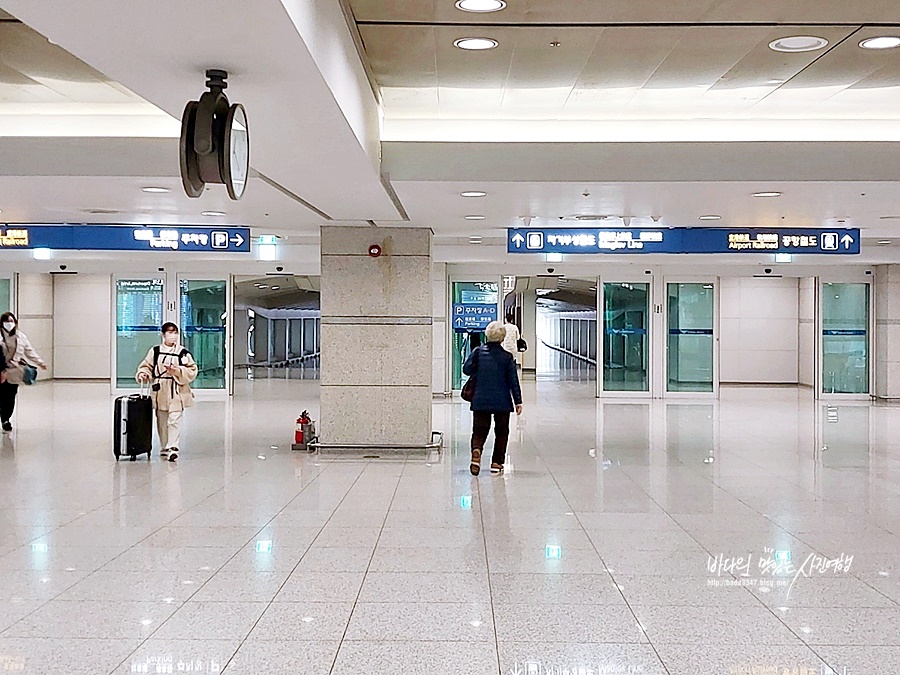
left=462, top=342, right=523, bottom=412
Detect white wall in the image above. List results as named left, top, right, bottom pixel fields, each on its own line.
left=15, top=273, right=54, bottom=379
left=719, top=277, right=799, bottom=384
left=52, top=274, right=112, bottom=379
left=432, top=263, right=448, bottom=395
left=798, top=277, right=817, bottom=387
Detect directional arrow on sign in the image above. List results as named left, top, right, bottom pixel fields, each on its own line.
left=455, top=318, right=463, bottom=326
left=231, top=234, right=245, bottom=247
left=841, top=234, right=854, bottom=249
left=512, top=233, right=525, bottom=249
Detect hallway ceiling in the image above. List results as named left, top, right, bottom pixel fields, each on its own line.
left=351, top=4, right=900, bottom=125
left=1, top=1, right=900, bottom=269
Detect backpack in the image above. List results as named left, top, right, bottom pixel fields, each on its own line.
left=153, top=346, right=190, bottom=376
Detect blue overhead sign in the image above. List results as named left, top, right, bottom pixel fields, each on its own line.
left=453, top=303, right=497, bottom=332
left=508, top=228, right=860, bottom=255
left=0, top=225, right=251, bottom=253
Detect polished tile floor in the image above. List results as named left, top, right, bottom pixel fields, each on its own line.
left=0, top=380, right=898, bottom=673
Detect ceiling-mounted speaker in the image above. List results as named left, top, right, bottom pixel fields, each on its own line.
left=180, top=69, right=250, bottom=200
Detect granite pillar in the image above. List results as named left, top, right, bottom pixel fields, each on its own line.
left=319, top=226, right=433, bottom=445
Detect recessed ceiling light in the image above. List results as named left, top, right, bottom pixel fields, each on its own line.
left=454, top=37, right=499, bottom=51
left=201, top=210, right=227, bottom=217
left=460, top=191, right=487, bottom=198
left=766, top=79, right=786, bottom=85
left=860, top=36, right=900, bottom=50
left=258, top=285, right=268, bottom=289
left=575, top=215, right=610, bottom=221
left=455, top=0, right=506, bottom=12
left=699, top=215, right=721, bottom=221
left=465, top=215, right=486, bottom=220
left=769, top=36, right=829, bottom=53
left=271, top=286, right=280, bottom=290
left=878, top=240, right=892, bottom=245
left=752, top=191, right=782, bottom=198
left=142, top=187, right=170, bottom=193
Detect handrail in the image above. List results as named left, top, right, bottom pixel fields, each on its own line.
left=240, top=352, right=320, bottom=369
left=540, top=340, right=597, bottom=366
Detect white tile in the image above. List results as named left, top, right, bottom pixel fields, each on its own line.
left=332, top=640, right=498, bottom=675
left=2, top=600, right=181, bottom=639
left=225, top=640, right=339, bottom=674
left=152, top=601, right=267, bottom=640
left=345, top=602, right=495, bottom=642
left=113, top=639, right=241, bottom=675
left=0, top=637, right=142, bottom=675
left=249, top=602, right=354, bottom=641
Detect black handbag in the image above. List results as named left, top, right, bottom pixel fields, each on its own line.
left=461, top=348, right=480, bottom=402
left=516, top=337, right=528, bottom=352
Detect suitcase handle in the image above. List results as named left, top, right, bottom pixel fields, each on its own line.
left=139, top=380, right=151, bottom=397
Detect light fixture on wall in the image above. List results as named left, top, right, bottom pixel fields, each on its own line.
left=775, top=253, right=793, bottom=263
left=33, top=248, right=52, bottom=260
left=460, top=191, right=487, bottom=197
left=699, top=215, right=721, bottom=221
left=546, top=253, right=563, bottom=263
left=258, top=234, right=278, bottom=262
left=142, top=187, right=170, bottom=193
left=201, top=210, right=227, bottom=217
left=752, top=191, right=782, bottom=198
left=465, top=215, right=486, bottom=220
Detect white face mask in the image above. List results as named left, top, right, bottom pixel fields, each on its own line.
left=163, top=332, right=178, bottom=345
left=2, top=322, right=15, bottom=332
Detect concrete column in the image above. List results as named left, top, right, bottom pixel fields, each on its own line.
left=320, top=226, right=433, bottom=445
left=15, top=273, right=54, bottom=378
left=875, top=266, right=900, bottom=399
left=432, top=263, right=449, bottom=396
left=522, top=289, right=537, bottom=376
left=798, top=278, right=817, bottom=388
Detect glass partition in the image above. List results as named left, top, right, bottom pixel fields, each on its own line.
left=822, top=283, right=869, bottom=394
left=667, top=283, right=715, bottom=393
left=115, top=279, right=164, bottom=388
left=0, top=278, right=11, bottom=315
left=179, top=279, right=227, bottom=390
left=603, top=282, right=649, bottom=392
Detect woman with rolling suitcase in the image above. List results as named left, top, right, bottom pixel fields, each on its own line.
left=136, top=322, right=198, bottom=462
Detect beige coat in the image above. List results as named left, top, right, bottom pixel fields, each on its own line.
left=136, top=343, right=198, bottom=412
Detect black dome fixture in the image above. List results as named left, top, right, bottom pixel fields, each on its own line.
left=180, top=69, right=250, bottom=200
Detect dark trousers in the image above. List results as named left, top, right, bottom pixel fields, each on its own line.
left=471, top=411, right=511, bottom=465
left=0, top=382, right=19, bottom=423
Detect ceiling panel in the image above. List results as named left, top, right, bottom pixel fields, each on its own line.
left=348, top=0, right=900, bottom=24
left=710, top=26, right=855, bottom=91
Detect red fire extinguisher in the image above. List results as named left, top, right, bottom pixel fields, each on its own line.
left=295, top=410, right=311, bottom=446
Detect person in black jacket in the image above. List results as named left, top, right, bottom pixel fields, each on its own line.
left=463, top=320, right=523, bottom=476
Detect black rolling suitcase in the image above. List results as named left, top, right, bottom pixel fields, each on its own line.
left=114, top=384, right=153, bottom=461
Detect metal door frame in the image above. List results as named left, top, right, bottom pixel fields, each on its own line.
left=597, top=275, right=654, bottom=400
left=660, top=276, right=720, bottom=399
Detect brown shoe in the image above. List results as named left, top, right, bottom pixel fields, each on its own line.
left=470, top=449, right=482, bottom=476
left=490, top=463, right=503, bottom=474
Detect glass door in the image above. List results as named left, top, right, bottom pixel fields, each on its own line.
left=178, top=278, right=228, bottom=390
left=601, top=282, right=650, bottom=395
left=820, top=282, right=870, bottom=396
left=113, top=275, right=232, bottom=395
left=665, top=281, right=717, bottom=395
left=114, top=278, right=164, bottom=389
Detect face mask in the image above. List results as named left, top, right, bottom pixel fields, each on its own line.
left=163, top=333, right=178, bottom=345
left=2, top=322, right=14, bottom=332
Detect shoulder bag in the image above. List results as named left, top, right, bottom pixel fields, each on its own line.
left=461, top=348, right=480, bottom=402
left=516, top=337, right=528, bottom=352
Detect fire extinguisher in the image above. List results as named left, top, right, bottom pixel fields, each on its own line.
left=295, top=410, right=310, bottom=446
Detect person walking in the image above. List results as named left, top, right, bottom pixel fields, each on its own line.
left=0, top=312, right=48, bottom=432
left=463, top=320, right=523, bottom=476
left=136, top=322, right=198, bottom=462
left=501, top=313, right=521, bottom=359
